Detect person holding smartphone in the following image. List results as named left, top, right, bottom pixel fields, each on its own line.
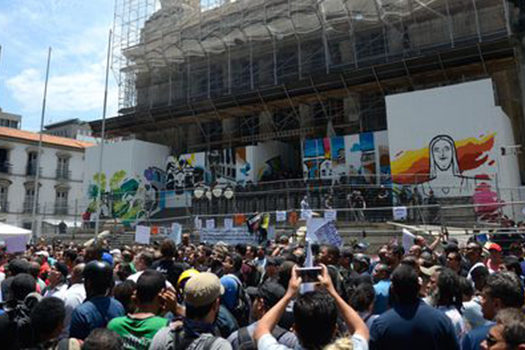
left=254, top=264, right=369, bottom=350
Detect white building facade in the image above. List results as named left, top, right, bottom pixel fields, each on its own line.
left=0, top=127, right=92, bottom=235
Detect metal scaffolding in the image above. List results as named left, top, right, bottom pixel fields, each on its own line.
left=111, top=0, right=513, bottom=112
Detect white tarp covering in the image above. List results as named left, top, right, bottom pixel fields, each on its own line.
left=0, top=222, right=32, bottom=239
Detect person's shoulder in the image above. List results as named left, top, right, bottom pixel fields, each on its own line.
left=107, top=315, right=126, bottom=329
left=210, top=336, right=233, bottom=350
left=109, top=297, right=125, bottom=313
left=466, top=323, right=493, bottom=338
left=149, top=326, right=174, bottom=350
left=351, top=334, right=369, bottom=350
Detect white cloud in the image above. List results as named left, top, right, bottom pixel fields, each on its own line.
left=6, top=61, right=118, bottom=120
left=0, top=0, right=118, bottom=129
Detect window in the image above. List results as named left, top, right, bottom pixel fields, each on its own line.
left=57, top=156, right=70, bottom=179
left=55, top=190, right=68, bottom=215
left=0, top=186, right=8, bottom=212
left=0, top=149, right=8, bottom=173
left=27, top=152, right=38, bottom=176
left=24, top=188, right=36, bottom=213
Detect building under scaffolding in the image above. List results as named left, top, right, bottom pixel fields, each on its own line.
left=96, top=0, right=525, bottom=168
left=82, top=0, right=525, bottom=230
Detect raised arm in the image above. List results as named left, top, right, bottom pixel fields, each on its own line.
left=254, top=266, right=301, bottom=341
left=319, top=264, right=369, bottom=341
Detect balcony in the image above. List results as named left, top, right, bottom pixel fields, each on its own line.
left=0, top=201, right=8, bottom=213
left=23, top=201, right=38, bottom=214
left=54, top=202, right=68, bottom=215
left=26, top=163, right=42, bottom=177
left=56, top=168, right=71, bottom=180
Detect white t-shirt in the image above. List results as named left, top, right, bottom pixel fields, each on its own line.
left=257, top=333, right=368, bottom=350
left=437, top=305, right=467, bottom=339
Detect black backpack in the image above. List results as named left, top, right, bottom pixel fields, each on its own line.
left=237, top=326, right=288, bottom=350
left=172, top=326, right=219, bottom=350
left=4, top=292, right=42, bottom=349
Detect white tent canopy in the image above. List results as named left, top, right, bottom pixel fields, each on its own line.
left=0, top=222, right=32, bottom=239
left=0, top=223, right=31, bottom=253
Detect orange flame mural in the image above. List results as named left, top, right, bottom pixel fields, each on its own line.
left=392, top=133, right=495, bottom=184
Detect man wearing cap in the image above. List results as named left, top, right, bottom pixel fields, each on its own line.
left=486, top=243, right=503, bottom=273
left=149, top=272, right=232, bottom=350
left=227, top=281, right=297, bottom=350
left=43, top=261, right=69, bottom=300
left=466, top=242, right=489, bottom=282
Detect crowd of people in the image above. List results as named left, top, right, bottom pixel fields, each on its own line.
left=0, top=231, right=524, bottom=350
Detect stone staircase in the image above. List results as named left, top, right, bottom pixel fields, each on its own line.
left=437, top=196, right=478, bottom=226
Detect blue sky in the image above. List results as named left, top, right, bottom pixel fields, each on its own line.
left=0, top=0, right=119, bottom=131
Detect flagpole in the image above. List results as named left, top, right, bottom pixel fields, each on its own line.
left=94, top=29, right=113, bottom=240
left=31, top=47, right=52, bottom=242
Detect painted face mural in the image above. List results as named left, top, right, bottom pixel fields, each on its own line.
left=431, top=137, right=454, bottom=172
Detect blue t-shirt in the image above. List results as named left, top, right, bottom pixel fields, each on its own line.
left=461, top=323, right=494, bottom=350
left=373, top=280, right=391, bottom=314
left=370, top=300, right=459, bottom=350
left=69, top=296, right=125, bottom=340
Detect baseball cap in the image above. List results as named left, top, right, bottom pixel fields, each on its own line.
left=185, top=272, right=224, bottom=307
left=101, top=252, right=114, bottom=267
left=353, top=253, right=370, bottom=266
left=487, top=242, right=502, bottom=252
left=246, top=281, right=285, bottom=309
left=110, top=249, right=121, bottom=255
left=220, top=275, right=240, bottom=311
left=35, top=251, right=49, bottom=258
left=420, top=265, right=442, bottom=277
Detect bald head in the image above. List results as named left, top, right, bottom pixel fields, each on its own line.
left=71, top=263, right=85, bottom=284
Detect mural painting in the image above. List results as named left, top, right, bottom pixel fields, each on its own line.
left=87, top=170, right=156, bottom=226
left=390, top=133, right=496, bottom=197
left=386, top=79, right=521, bottom=221
left=303, top=131, right=390, bottom=184
left=86, top=141, right=295, bottom=221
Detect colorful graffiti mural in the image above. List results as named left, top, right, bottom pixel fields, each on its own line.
left=87, top=170, right=156, bottom=226
left=391, top=133, right=495, bottom=185
left=303, top=131, right=390, bottom=183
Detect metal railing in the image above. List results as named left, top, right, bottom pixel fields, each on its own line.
left=0, top=201, right=8, bottom=213
left=23, top=201, right=38, bottom=213
left=56, top=168, right=71, bottom=180
left=26, top=163, right=42, bottom=177
left=54, top=202, right=68, bottom=215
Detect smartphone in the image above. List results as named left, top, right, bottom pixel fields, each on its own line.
left=297, top=267, right=322, bottom=283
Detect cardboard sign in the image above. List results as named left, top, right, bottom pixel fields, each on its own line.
left=401, top=229, right=415, bottom=252
left=324, top=210, right=337, bottom=221
left=135, top=225, right=151, bottom=244
left=170, top=223, right=182, bottom=245
left=206, top=219, right=215, bottom=229
left=276, top=211, right=287, bottom=222
left=393, top=206, right=408, bottom=221
left=224, top=218, right=233, bottom=230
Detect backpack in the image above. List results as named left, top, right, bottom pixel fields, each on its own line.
left=172, top=325, right=219, bottom=350
left=5, top=292, right=42, bottom=349
left=237, top=325, right=288, bottom=350
left=225, top=274, right=251, bottom=327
